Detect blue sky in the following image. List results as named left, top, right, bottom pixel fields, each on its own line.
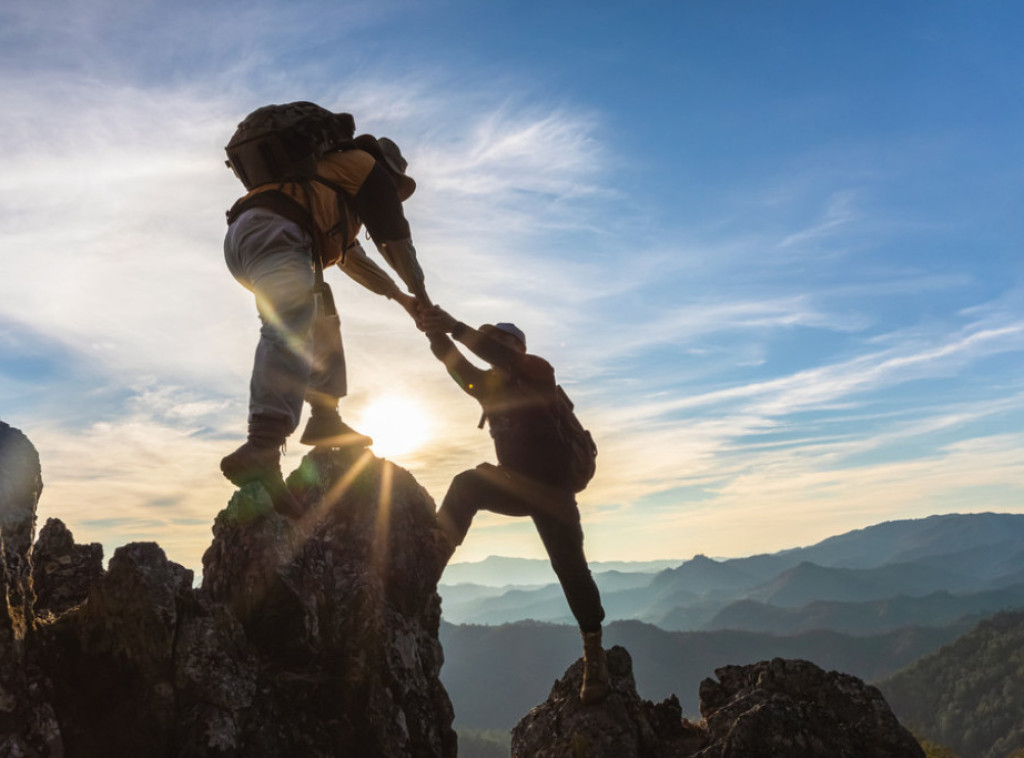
left=1, top=0, right=1022, bottom=571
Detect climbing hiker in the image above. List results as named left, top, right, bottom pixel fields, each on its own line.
left=418, top=305, right=610, bottom=705
left=220, top=102, right=430, bottom=519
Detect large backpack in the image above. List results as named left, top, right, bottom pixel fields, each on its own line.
left=483, top=381, right=598, bottom=493
left=553, top=385, right=598, bottom=493
left=224, top=101, right=355, bottom=190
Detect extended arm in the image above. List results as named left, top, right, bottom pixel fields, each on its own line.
left=336, top=241, right=419, bottom=319
left=350, top=163, right=429, bottom=304
left=419, top=309, right=488, bottom=397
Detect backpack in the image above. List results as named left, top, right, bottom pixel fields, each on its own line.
left=553, top=385, right=598, bottom=493
left=224, top=101, right=355, bottom=190
left=479, top=373, right=598, bottom=493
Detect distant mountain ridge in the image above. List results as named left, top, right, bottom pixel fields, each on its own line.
left=438, top=513, right=1024, bottom=630
left=441, top=555, right=680, bottom=587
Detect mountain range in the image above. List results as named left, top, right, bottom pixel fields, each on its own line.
left=439, top=512, right=1024, bottom=734
left=439, top=512, right=1024, bottom=632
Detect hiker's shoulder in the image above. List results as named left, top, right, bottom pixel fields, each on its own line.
left=517, top=353, right=555, bottom=382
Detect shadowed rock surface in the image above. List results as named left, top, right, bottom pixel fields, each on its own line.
left=32, top=518, right=103, bottom=619
left=512, top=646, right=705, bottom=757
left=512, top=648, right=924, bottom=758
left=0, top=431, right=456, bottom=758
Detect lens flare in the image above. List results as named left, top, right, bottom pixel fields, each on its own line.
left=357, top=395, right=432, bottom=459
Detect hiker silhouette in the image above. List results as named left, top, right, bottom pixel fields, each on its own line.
left=220, top=102, right=429, bottom=519
left=418, top=304, right=610, bottom=704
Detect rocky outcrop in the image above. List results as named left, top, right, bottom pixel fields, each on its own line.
left=512, top=646, right=705, bottom=757
left=511, top=648, right=924, bottom=758
left=0, top=422, right=42, bottom=637
left=695, top=658, right=925, bottom=757
left=0, top=429, right=456, bottom=758
left=32, top=518, right=103, bottom=619
left=0, top=422, right=62, bottom=758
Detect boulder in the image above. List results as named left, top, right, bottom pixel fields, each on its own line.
left=512, top=651, right=924, bottom=758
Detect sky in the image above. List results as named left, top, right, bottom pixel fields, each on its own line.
left=1, top=0, right=1022, bottom=573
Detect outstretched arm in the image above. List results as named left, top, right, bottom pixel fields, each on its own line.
left=336, top=241, right=420, bottom=320
left=419, top=308, right=487, bottom=397
left=350, top=162, right=430, bottom=304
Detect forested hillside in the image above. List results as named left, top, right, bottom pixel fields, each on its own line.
left=879, top=611, right=1024, bottom=758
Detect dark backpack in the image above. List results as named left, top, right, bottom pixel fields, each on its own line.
left=553, top=385, right=598, bottom=493
left=224, top=101, right=355, bottom=190
left=478, top=380, right=597, bottom=493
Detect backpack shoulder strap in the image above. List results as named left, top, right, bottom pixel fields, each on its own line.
left=225, top=188, right=312, bottom=229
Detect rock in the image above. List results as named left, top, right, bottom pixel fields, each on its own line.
left=695, top=658, right=925, bottom=758
left=32, top=519, right=104, bottom=618
left=512, top=653, right=923, bottom=758
left=0, top=421, right=43, bottom=636
left=0, top=421, right=61, bottom=758
left=3, top=444, right=456, bottom=758
left=511, top=646, right=705, bottom=758
left=198, top=447, right=456, bottom=757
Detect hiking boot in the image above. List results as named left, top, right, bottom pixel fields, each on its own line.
left=220, top=441, right=304, bottom=520
left=299, top=410, right=373, bottom=448
left=580, top=629, right=611, bottom=705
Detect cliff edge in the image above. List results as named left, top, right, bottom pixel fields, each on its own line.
left=0, top=425, right=456, bottom=758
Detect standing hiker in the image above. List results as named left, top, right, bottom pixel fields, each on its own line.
left=418, top=305, right=610, bottom=705
left=220, top=102, right=429, bottom=518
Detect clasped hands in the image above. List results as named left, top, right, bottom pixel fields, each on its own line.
left=393, top=292, right=457, bottom=336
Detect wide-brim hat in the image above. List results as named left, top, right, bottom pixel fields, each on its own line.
left=480, top=322, right=526, bottom=349
left=353, top=134, right=416, bottom=201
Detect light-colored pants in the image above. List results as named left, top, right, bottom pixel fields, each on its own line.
left=224, top=208, right=347, bottom=443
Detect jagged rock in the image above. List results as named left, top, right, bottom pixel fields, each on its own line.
left=512, top=652, right=923, bottom=758
left=0, top=421, right=42, bottom=636
left=695, top=658, right=924, bottom=757
left=32, top=519, right=103, bottom=618
left=5, top=445, right=456, bottom=758
left=511, top=646, right=706, bottom=757
left=0, top=421, right=60, bottom=758
left=200, top=448, right=455, bottom=757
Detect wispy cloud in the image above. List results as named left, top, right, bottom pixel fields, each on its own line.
left=3, top=0, right=1023, bottom=570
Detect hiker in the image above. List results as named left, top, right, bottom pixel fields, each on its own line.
left=418, top=305, right=610, bottom=705
left=220, top=103, right=429, bottom=519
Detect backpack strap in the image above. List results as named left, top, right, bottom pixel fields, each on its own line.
left=224, top=177, right=348, bottom=317
left=225, top=188, right=311, bottom=229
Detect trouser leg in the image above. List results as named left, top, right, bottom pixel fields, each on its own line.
left=224, top=209, right=317, bottom=444
left=534, top=510, right=605, bottom=633
left=436, top=464, right=533, bottom=546
left=437, top=463, right=605, bottom=632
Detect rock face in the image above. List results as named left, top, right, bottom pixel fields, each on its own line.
left=512, top=646, right=705, bottom=758
left=695, top=658, right=925, bottom=758
left=0, top=422, right=63, bottom=758
left=511, top=649, right=924, bottom=758
left=0, top=431, right=456, bottom=758
left=32, top=518, right=103, bottom=619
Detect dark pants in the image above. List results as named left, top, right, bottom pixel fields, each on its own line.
left=437, top=463, right=605, bottom=633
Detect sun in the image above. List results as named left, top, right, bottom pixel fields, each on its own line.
left=356, top=395, right=432, bottom=459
